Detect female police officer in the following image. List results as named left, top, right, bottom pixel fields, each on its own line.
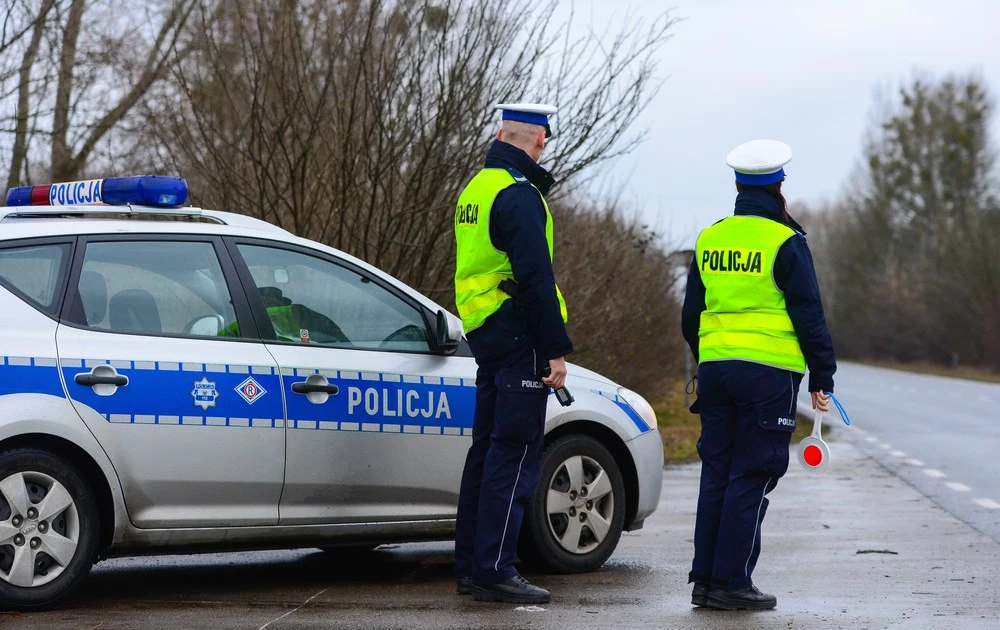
left=680, top=139, right=836, bottom=611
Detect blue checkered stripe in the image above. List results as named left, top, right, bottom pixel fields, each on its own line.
left=0, top=356, right=65, bottom=397
left=34, top=357, right=480, bottom=435
left=592, top=389, right=652, bottom=433
left=283, top=368, right=477, bottom=437
left=59, top=358, right=286, bottom=428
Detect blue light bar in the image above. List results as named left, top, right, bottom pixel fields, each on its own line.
left=4, top=175, right=188, bottom=208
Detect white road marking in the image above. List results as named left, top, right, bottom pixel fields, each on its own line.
left=977, top=395, right=991, bottom=402
left=889, top=450, right=906, bottom=457
left=923, top=469, right=946, bottom=478
left=865, top=437, right=878, bottom=443
left=908, top=387, right=918, bottom=394
left=973, top=498, right=1000, bottom=509
left=905, top=459, right=924, bottom=467
left=879, top=444, right=892, bottom=450
left=258, top=588, right=329, bottom=629
left=891, top=385, right=901, bottom=391
left=946, top=482, right=971, bottom=492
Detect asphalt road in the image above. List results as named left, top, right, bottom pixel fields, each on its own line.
left=4, top=439, right=999, bottom=629
left=798, top=362, right=1000, bottom=542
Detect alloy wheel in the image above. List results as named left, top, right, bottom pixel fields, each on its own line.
left=0, top=471, right=80, bottom=588
left=544, top=454, right=615, bottom=554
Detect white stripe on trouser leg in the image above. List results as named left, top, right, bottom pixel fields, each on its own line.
left=788, top=373, right=794, bottom=414
left=496, top=444, right=529, bottom=572
left=745, top=476, right=772, bottom=579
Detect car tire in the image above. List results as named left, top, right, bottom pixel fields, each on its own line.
left=520, top=434, right=626, bottom=573
left=0, top=448, right=100, bottom=610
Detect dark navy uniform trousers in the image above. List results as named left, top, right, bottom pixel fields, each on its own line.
left=690, top=360, right=802, bottom=591
left=455, top=345, right=548, bottom=584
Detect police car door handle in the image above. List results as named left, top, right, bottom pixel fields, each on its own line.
left=74, top=372, right=128, bottom=387
left=291, top=381, right=339, bottom=395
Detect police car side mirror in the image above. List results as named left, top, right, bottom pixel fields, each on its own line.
left=435, top=309, right=462, bottom=355
left=187, top=314, right=224, bottom=336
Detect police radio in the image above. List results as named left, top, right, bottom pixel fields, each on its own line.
left=540, top=366, right=574, bottom=407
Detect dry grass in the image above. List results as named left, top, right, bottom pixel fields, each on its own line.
left=858, top=360, right=1000, bottom=384
left=652, top=381, right=701, bottom=465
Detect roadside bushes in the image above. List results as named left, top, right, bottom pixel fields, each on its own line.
left=551, top=199, right=685, bottom=398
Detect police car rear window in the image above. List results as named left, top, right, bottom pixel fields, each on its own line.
left=0, top=243, right=69, bottom=315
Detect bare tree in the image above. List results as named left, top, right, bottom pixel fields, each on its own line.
left=810, top=73, right=1000, bottom=371
left=143, top=0, right=675, bottom=307
left=4, top=0, right=56, bottom=191
left=1, top=0, right=196, bottom=188
left=552, top=198, right=685, bottom=394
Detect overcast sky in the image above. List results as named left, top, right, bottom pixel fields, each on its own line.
left=550, top=0, right=1000, bottom=246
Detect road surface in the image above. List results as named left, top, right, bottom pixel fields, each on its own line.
left=4, top=441, right=998, bottom=628
left=799, top=362, right=1000, bottom=542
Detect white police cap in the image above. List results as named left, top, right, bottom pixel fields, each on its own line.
left=725, top=139, right=792, bottom=185
left=496, top=103, right=557, bottom=138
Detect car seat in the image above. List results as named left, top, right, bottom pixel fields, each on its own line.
left=109, top=288, right=162, bottom=333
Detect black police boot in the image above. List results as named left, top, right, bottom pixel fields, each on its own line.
left=691, top=583, right=709, bottom=607
left=456, top=576, right=473, bottom=595
left=471, top=575, right=550, bottom=604
left=707, top=585, right=777, bottom=610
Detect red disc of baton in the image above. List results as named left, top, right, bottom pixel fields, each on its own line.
left=803, top=444, right=823, bottom=467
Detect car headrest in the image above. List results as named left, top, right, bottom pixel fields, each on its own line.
left=260, top=286, right=292, bottom=307
left=109, top=288, right=162, bottom=333
left=77, top=270, right=108, bottom=325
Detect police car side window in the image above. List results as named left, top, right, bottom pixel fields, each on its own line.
left=237, top=244, right=432, bottom=352
left=74, top=241, right=239, bottom=337
left=0, top=244, right=69, bottom=315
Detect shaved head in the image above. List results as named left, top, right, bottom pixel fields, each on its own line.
left=498, top=120, right=546, bottom=162
left=501, top=120, right=543, bottom=143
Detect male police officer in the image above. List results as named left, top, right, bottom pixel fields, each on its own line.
left=681, top=139, right=836, bottom=610
left=453, top=103, right=572, bottom=604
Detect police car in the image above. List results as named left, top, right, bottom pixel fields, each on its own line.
left=0, top=176, right=663, bottom=609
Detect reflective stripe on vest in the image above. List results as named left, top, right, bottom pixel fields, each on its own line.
left=454, top=168, right=567, bottom=333
left=695, top=215, right=806, bottom=373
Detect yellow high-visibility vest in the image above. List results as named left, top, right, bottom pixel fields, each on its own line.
left=454, top=168, right=567, bottom=333
left=695, top=215, right=806, bottom=373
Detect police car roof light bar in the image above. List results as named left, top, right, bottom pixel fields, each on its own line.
left=0, top=205, right=207, bottom=221
left=4, top=175, right=188, bottom=209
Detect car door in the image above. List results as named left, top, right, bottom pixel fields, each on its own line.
left=56, top=235, right=285, bottom=528
left=226, top=239, right=478, bottom=525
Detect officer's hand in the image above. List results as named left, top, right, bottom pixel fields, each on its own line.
left=811, top=391, right=831, bottom=413
left=543, top=357, right=567, bottom=389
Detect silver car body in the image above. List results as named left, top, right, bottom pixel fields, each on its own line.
left=0, top=206, right=662, bottom=556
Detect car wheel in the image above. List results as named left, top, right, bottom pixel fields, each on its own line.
left=520, top=434, right=626, bottom=573
left=0, top=449, right=100, bottom=610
